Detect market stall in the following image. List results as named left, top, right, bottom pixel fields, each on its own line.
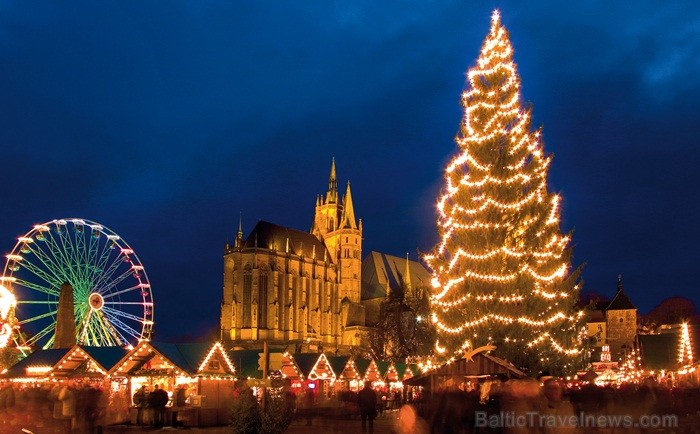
left=109, top=340, right=236, bottom=426
left=1, top=345, right=131, bottom=428
left=291, top=353, right=336, bottom=402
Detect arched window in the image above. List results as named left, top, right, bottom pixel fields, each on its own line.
left=243, top=266, right=252, bottom=328
left=258, top=271, right=268, bottom=329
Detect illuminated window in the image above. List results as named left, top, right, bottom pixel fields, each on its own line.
left=258, top=272, right=268, bottom=329
left=243, top=267, right=252, bottom=327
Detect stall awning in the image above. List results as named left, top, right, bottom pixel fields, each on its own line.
left=111, top=341, right=235, bottom=377
left=404, top=353, right=524, bottom=387
left=2, top=348, right=70, bottom=378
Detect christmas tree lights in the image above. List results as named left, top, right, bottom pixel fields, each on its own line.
left=678, top=322, right=693, bottom=366
left=0, top=284, right=16, bottom=348
left=426, top=10, right=583, bottom=373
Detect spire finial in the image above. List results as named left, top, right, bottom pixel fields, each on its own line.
left=235, top=212, right=243, bottom=248
left=326, top=158, right=338, bottom=203
left=617, top=274, right=623, bottom=292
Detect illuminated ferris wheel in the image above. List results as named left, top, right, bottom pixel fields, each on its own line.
left=0, top=219, right=154, bottom=350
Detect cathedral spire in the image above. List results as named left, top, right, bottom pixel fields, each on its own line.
left=235, top=212, right=243, bottom=248
left=326, top=157, right=338, bottom=204
left=339, top=181, right=357, bottom=229
left=404, top=253, right=412, bottom=291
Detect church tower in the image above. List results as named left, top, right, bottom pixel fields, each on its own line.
left=605, top=275, right=638, bottom=362
left=312, top=158, right=340, bottom=241
left=312, top=159, right=363, bottom=303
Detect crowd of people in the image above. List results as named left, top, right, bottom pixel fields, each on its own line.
left=407, top=377, right=700, bottom=434
left=0, top=379, right=118, bottom=434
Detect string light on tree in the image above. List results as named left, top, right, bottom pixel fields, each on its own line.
left=679, top=322, right=693, bottom=366
left=0, top=284, right=16, bottom=348
left=425, top=10, right=583, bottom=374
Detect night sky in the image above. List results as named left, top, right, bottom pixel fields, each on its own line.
left=1, top=2, right=699, bottom=341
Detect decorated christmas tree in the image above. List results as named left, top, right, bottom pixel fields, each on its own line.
left=425, top=10, right=584, bottom=374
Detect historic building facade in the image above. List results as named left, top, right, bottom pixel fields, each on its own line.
left=585, top=276, right=638, bottom=362
left=220, top=161, right=368, bottom=351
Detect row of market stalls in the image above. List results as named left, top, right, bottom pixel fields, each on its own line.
left=1, top=341, right=423, bottom=426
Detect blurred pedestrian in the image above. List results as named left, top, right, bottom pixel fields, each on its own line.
left=540, top=379, right=577, bottom=434
left=303, top=387, right=315, bottom=426
left=358, top=381, right=377, bottom=434
left=132, top=385, right=147, bottom=427
left=395, top=404, right=428, bottom=434
left=150, top=384, right=168, bottom=428
left=0, top=380, right=17, bottom=431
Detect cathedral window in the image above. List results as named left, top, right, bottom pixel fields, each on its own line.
left=242, top=267, right=252, bottom=328
left=258, top=272, right=268, bottom=329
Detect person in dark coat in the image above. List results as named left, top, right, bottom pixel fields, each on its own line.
left=150, top=384, right=169, bottom=428
left=358, top=381, right=378, bottom=434
left=132, top=385, right=147, bottom=427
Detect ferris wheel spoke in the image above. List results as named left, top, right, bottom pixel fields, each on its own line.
left=14, top=261, right=62, bottom=293
left=59, top=227, right=84, bottom=284
left=103, top=306, right=144, bottom=324
left=17, top=300, right=58, bottom=305
left=91, top=254, right=128, bottom=294
left=45, top=228, right=82, bottom=284
left=101, top=310, right=140, bottom=340
left=87, top=244, right=117, bottom=291
left=103, top=301, right=149, bottom=305
left=87, top=311, right=116, bottom=346
left=18, top=309, right=58, bottom=325
left=101, top=284, right=141, bottom=300
left=77, top=308, right=93, bottom=345
left=23, top=322, right=56, bottom=348
left=73, top=226, right=88, bottom=283
left=95, top=310, right=125, bottom=345
left=97, top=269, right=137, bottom=296
left=13, top=278, right=60, bottom=296
left=79, top=231, right=99, bottom=286
left=24, top=240, right=71, bottom=284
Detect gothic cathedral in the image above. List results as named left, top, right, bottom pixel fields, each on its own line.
left=220, top=160, right=367, bottom=351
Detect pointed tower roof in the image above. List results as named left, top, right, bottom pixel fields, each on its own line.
left=607, top=275, right=636, bottom=310
left=339, top=181, right=357, bottom=229
left=326, top=158, right=338, bottom=204
left=403, top=253, right=412, bottom=290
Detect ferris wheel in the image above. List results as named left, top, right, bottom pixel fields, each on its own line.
left=0, top=218, right=154, bottom=350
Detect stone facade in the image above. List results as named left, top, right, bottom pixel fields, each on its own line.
left=585, top=276, right=638, bottom=362
left=220, top=160, right=367, bottom=351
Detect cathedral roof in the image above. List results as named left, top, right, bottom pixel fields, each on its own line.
left=243, top=220, right=330, bottom=259
left=361, top=251, right=432, bottom=300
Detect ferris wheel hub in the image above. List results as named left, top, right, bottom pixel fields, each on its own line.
left=88, top=292, right=104, bottom=311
